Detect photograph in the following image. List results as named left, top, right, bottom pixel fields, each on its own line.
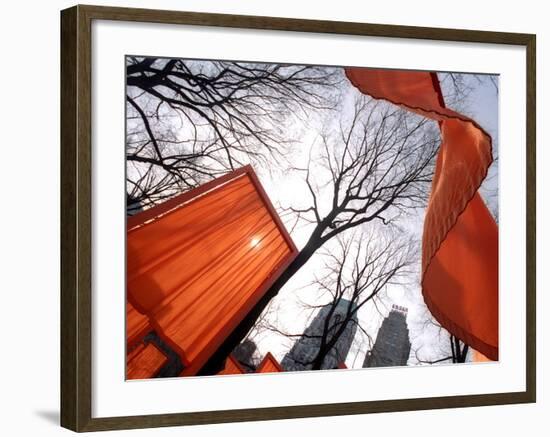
left=124, top=56, right=499, bottom=380
left=0, top=0, right=541, bottom=433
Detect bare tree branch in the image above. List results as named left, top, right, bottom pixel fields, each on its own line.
left=126, top=57, right=341, bottom=211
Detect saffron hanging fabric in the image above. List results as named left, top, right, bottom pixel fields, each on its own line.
left=256, top=352, right=283, bottom=373
left=344, top=68, right=498, bottom=360
left=127, top=166, right=298, bottom=376
left=126, top=342, right=168, bottom=380
left=126, top=301, right=151, bottom=350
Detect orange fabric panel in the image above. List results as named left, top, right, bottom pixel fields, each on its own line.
left=345, top=68, right=498, bottom=360
left=337, top=362, right=347, bottom=369
left=217, top=354, right=246, bottom=375
left=126, top=342, right=168, bottom=380
left=127, top=167, right=297, bottom=375
left=127, top=342, right=146, bottom=363
left=256, top=353, right=283, bottom=373
left=126, top=301, right=150, bottom=349
left=346, top=69, right=474, bottom=122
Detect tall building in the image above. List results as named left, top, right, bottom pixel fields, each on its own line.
left=281, top=299, right=358, bottom=371
left=363, top=304, right=411, bottom=368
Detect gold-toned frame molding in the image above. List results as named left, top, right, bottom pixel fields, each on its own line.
left=60, top=4, right=536, bottom=432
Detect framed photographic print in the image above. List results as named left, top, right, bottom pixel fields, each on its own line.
left=60, top=4, right=536, bottom=432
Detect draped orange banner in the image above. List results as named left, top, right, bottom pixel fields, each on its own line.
left=127, top=166, right=298, bottom=376
left=345, top=68, right=498, bottom=360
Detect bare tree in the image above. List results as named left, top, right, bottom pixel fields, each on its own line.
left=126, top=57, right=340, bottom=210
left=412, top=316, right=470, bottom=365
left=438, top=72, right=498, bottom=108
left=260, top=231, right=416, bottom=370
left=272, top=97, right=438, bottom=292
left=414, top=334, right=469, bottom=364
left=199, top=96, right=439, bottom=374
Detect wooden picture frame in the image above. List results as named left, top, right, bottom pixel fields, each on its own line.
left=60, top=4, right=536, bottom=432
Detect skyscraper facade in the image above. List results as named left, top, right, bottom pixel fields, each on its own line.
left=363, top=304, right=411, bottom=368
left=281, top=299, right=358, bottom=371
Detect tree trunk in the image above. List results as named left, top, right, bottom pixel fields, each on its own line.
left=310, top=318, right=350, bottom=370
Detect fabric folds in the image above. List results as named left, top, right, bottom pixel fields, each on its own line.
left=345, top=68, right=498, bottom=360
left=127, top=166, right=298, bottom=375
